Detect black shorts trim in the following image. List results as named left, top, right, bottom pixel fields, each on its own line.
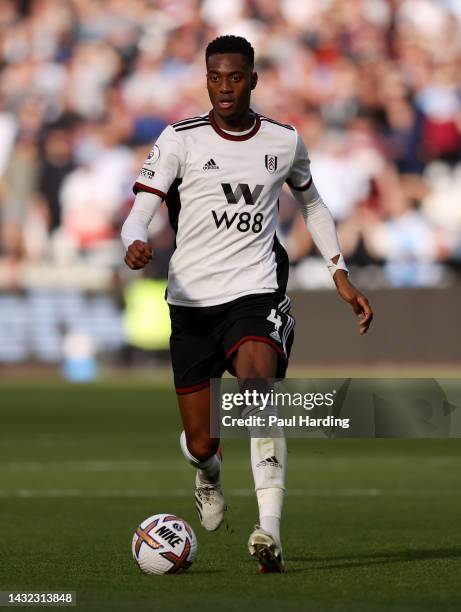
left=176, top=379, right=210, bottom=396
left=225, top=334, right=286, bottom=360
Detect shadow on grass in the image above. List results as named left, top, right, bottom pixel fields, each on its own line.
left=186, top=569, right=224, bottom=574
left=287, top=547, right=461, bottom=572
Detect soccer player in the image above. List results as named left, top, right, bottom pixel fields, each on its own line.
left=122, top=35, right=373, bottom=573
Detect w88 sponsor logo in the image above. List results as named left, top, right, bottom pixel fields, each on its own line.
left=212, top=210, right=264, bottom=233
left=212, top=182, right=265, bottom=233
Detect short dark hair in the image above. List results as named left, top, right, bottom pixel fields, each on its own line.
left=205, top=35, right=254, bottom=68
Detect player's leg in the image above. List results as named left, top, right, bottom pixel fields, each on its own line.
left=223, top=293, right=294, bottom=572
left=169, top=303, right=227, bottom=531
left=178, top=386, right=219, bottom=474
left=232, top=338, right=278, bottom=378
left=177, top=386, right=226, bottom=531
left=233, top=340, right=287, bottom=572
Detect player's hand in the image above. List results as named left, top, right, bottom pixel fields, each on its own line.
left=124, top=240, right=153, bottom=270
left=333, top=271, right=373, bottom=335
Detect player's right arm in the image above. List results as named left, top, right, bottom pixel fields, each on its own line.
left=121, top=125, right=185, bottom=269
left=121, top=191, right=160, bottom=269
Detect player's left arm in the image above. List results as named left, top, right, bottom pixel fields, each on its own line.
left=300, top=185, right=372, bottom=335
left=286, top=133, right=373, bottom=335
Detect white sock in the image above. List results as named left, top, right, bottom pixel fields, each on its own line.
left=250, top=436, right=286, bottom=489
left=260, top=515, right=281, bottom=548
left=179, top=431, right=221, bottom=485
left=252, top=440, right=285, bottom=548
left=240, top=397, right=286, bottom=547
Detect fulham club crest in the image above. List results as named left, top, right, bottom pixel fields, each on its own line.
left=265, top=154, right=278, bottom=173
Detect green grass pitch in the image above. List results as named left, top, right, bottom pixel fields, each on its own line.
left=1, top=382, right=461, bottom=612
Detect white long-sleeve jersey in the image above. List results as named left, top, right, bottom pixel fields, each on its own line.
left=122, top=111, right=347, bottom=307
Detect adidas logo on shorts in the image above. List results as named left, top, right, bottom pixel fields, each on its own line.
left=270, top=330, right=281, bottom=342
left=256, top=456, right=282, bottom=469
left=203, top=158, right=219, bottom=170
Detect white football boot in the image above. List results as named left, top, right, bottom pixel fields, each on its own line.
left=194, top=449, right=226, bottom=531
left=248, top=526, right=285, bottom=573
left=194, top=473, right=226, bottom=531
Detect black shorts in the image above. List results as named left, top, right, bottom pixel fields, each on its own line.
left=169, top=292, right=295, bottom=394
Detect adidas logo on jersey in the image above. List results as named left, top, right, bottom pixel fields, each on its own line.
left=203, top=158, right=219, bottom=170
left=256, top=456, right=282, bottom=469
left=270, top=330, right=281, bottom=342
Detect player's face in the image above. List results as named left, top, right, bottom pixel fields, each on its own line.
left=206, top=53, right=257, bottom=128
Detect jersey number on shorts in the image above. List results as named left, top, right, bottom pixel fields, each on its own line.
left=267, top=309, right=282, bottom=331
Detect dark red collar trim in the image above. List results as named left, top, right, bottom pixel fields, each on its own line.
left=209, top=110, right=261, bottom=141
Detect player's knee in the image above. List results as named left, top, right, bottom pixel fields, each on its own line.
left=234, top=341, right=278, bottom=379
left=187, top=436, right=219, bottom=462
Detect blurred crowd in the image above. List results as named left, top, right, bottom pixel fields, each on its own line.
left=1, top=0, right=461, bottom=288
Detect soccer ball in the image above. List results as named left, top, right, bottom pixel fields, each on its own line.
left=132, top=513, right=197, bottom=575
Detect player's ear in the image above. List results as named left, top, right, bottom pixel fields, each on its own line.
left=251, top=71, right=258, bottom=90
